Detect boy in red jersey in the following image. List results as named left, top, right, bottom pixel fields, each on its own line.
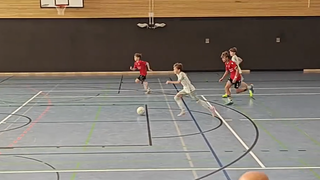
left=130, top=53, right=152, bottom=94
left=219, top=51, right=254, bottom=105
left=221, top=47, right=254, bottom=98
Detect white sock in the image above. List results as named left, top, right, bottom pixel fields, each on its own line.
left=143, top=82, right=149, bottom=90
left=176, top=99, right=185, bottom=111
left=174, top=96, right=185, bottom=112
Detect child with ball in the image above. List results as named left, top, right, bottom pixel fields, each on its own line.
left=166, top=63, right=215, bottom=117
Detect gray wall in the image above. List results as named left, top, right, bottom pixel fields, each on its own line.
left=0, top=17, right=319, bottom=72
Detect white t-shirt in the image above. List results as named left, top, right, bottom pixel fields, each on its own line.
left=232, top=55, right=242, bottom=74
left=177, top=72, right=195, bottom=93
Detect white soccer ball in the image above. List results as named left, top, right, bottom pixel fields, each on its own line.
left=137, top=106, right=145, bottom=116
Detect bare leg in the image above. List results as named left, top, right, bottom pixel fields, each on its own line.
left=236, top=81, right=249, bottom=93
left=143, top=81, right=150, bottom=94
left=236, top=81, right=254, bottom=97
left=189, top=92, right=216, bottom=116
left=225, top=81, right=233, bottom=105
left=136, top=78, right=150, bottom=94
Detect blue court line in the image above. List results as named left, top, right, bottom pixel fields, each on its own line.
left=169, top=78, right=231, bottom=180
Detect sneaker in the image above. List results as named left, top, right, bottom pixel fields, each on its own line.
left=145, top=88, right=151, bottom=94
left=222, top=94, right=228, bottom=98
left=177, top=110, right=186, bottom=117
left=249, top=84, right=254, bottom=98
left=225, top=99, right=234, bottom=105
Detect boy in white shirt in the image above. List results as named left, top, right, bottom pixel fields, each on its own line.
left=166, top=63, right=215, bottom=117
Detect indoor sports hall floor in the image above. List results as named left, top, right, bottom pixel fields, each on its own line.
left=0, top=71, right=320, bottom=180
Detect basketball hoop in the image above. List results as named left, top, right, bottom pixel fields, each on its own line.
left=56, top=4, right=67, bottom=15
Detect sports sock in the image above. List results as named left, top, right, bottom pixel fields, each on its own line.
left=174, top=96, right=185, bottom=111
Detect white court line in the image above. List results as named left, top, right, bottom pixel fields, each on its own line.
left=41, top=86, right=320, bottom=93
left=204, top=92, right=320, bottom=97
left=29, top=92, right=320, bottom=99
left=240, top=117, right=320, bottom=121
left=1, top=166, right=320, bottom=174
left=201, top=95, right=266, bottom=168
left=0, top=84, right=60, bottom=136
left=158, top=78, right=198, bottom=178
left=0, top=91, right=42, bottom=125
left=0, top=101, right=43, bottom=136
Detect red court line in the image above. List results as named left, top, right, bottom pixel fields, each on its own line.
left=7, top=100, right=51, bottom=147
left=0, top=89, right=52, bottom=153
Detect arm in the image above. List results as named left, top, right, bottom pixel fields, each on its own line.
left=232, top=66, right=240, bottom=83
left=238, top=57, right=243, bottom=64
left=166, top=72, right=184, bottom=84
left=166, top=76, right=182, bottom=84
left=166, top=80, right=181, bottom=84
left=232, top=56, right=243, bottom=65
left=146, top=62, right=152, bottom=71
left=130, top=63, right=137, bottom=71
left=219, top=70, right=229, bottom=82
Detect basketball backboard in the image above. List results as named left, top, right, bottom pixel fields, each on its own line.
left=41, top=0, right=84, bottom=8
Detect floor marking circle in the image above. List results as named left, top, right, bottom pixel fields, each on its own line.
left=0, top=113, right=32, bottom=133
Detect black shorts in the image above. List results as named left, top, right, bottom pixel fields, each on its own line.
left=228, top=78, right=241, bottom=89
left=137, top=75, right=146, bottom=83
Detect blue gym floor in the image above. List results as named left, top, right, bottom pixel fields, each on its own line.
left=0, top=71, right=320, bottom=180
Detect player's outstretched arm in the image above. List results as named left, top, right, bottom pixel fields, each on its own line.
left=233, top=66, right=240, bottom=83
left=166, top=80, right=181, bottom=84
left=146, top=62, right=152, bottom=71
left=238, top=57, right=243, bottom=64
left=219, top=70, right=229, bottom=82
left=130, top=66, right=136, bottom=71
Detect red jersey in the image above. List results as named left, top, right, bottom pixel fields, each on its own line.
left=134, top=60, right=148, bottom=76
left=225, top=60, right=241, bottom=81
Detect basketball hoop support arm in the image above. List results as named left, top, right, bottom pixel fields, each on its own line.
left=149, top=0, right=154, bottom=25
left=137, top=0, right=166, bottom=29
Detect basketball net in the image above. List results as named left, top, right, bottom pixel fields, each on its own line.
left=56, top=5, right=67, bottom=15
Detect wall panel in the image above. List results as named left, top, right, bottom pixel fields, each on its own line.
left=156, top=0, right=313, bottom=17
left=0, top=0, right=320, bottom=18
left=0, top=17, right=319, bottom=72
left=311, top=0, right=320, bottom=7
left=0, top=0, right=148, bottom=18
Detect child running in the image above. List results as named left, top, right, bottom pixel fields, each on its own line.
left=219, top=51, right=254, bottom=105
left=166, top=63, right=215, bottom=117
left=130, top=53, right=152, bottom=94
left=222, top=47, right=253, bottom=98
